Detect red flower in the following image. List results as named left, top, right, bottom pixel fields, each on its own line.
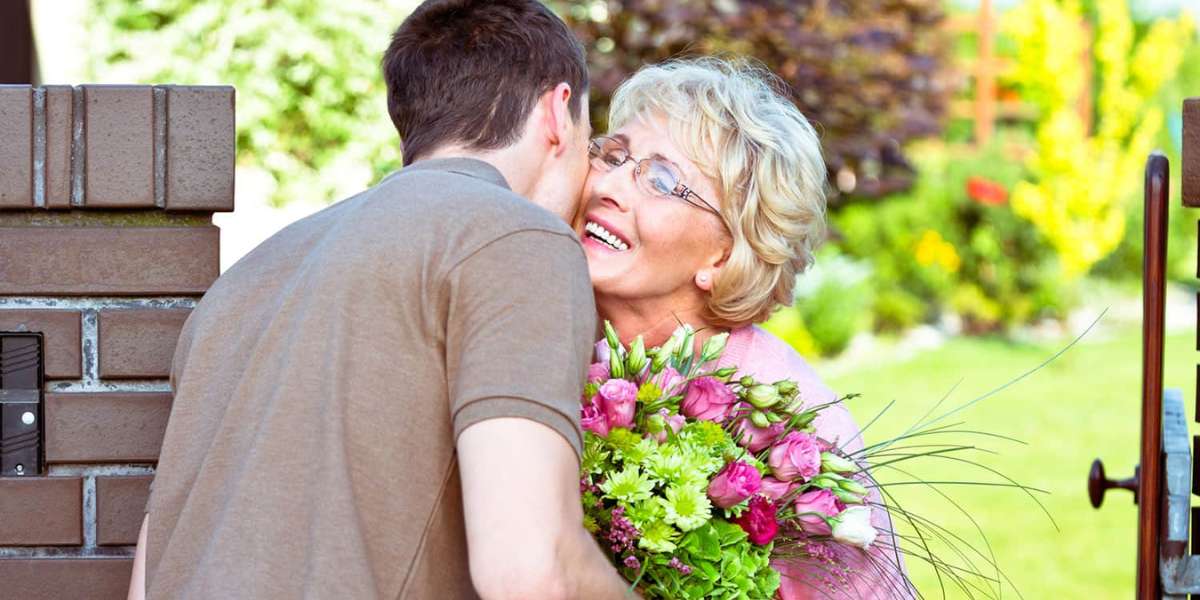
left=966, top=176, right=1007, bottom=206
left=734, top=496, right=779, bottom=545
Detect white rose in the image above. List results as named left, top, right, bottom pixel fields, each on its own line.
left=831, top=506, right=877, bottom=550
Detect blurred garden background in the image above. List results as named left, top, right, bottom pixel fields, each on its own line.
left=26, top=0, right=1200, bottom=597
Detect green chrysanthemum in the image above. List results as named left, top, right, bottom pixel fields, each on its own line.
left=581, top=436, right=612, bottom=475
left=626, top=496, right=666, bottom=529
left=605, top=428, right=643, bottom=459
left=659, top=484, right=712, bottom=532
left=618, top=437, right=658, bottom=465
left=677, top=442, right=725, bottom=478
left=645, top=446, right=687, bottom=481
left=599, top=465, right=655, bottom=504
left=637, top=381, right=664, bottom=404
left=683, top=420, right=730, bottom=448
left=638, top=519, right=680, bottom=553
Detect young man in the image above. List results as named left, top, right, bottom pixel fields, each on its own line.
left=129, top=1, right=630, bottom=598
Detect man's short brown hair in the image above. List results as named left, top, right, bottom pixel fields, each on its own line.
left=383, top=0, right=589, bottom=166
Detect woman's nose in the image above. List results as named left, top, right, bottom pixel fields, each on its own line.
left=590, top=163, right=639, bottom=213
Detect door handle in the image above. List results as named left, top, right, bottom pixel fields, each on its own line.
left=1089, top=459, right=1139, bottom=508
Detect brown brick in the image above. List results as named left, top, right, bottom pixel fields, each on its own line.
left=0, top=477, right=82, bottom=545
left=0, top=226, right=219, bottom=295
left=99, top=308, right=190, bottom=379
left=0, top=310, right=81, bottom=378
left=83, top=85, right=155, bottom=208
left=96, top=476, right=152, bottom=546
left=0, top=558, right=133, bottom=600
left=0, top=85, right=33, bottom=208
left=45, top=393, right=171, bottom=463
left=44, top=85, right=74, bottom=210
left=1185, top=98, right=1200, bottom=207
left=166, top=86, right=235, bottom=212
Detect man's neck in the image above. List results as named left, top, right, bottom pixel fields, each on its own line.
left=420, top=146, right=539, bottom=198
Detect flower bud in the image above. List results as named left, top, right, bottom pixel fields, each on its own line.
left=609, top=356, right=625, bottom=379
left=699, top=332, right=729, bottom=363
left=746, top=384, right=782, bottom=409
left=643, top=349, right=659, bottom=374
left=774, top=380, right=798, bottom=398
left=750, top=410, right=771, bottom=429
left=626, top=336, right=647, bottom=375
left=810, top=475, right=838, bottom=489
left=739, top=376, right=756, bottom=388
left=651, top=346, right=672, bottom=373
left=713, top=366, right=738, bottom=380
left=837, top=477, right=870, bottom=497
left=604, top=320, right=625, bottom=355
left=645, top=413, right=666, bottom=434
left=833, top=488, right=866, bottom=505
left=676, top=327, right=696, bottom=364
left=821, top=452, right=858, bottom=474
left=766, top=411, right=784, bottom=424
left=832, top=506, right=877, bottom=549
left=790, top=411, right=817, bottom=429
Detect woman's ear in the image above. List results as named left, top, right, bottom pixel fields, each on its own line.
left=696, top=245, right=730, bottom=292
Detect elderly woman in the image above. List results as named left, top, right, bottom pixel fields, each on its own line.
left=577, top=58, right=911, bottom=599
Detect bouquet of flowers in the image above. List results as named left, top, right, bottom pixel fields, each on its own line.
left=580, top=323, right=896, bottom=599
left=580, top=322, right=1049, bottom=599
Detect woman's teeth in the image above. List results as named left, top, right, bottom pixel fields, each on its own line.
left=585, top=221, right=629, bottom=251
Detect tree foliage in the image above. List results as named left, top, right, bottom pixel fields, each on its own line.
left=1002, top=0, right=1194, bottom=277
left=85, top=0, right=409, bottom=207
left=552, top=0, right=953, bottom=200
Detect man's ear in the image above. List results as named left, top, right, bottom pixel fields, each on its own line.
left=541, top=82, right=574, bottom=157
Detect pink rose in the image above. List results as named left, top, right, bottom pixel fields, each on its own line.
left=599, top=379, right=638, bottom=429
left=580, top=398, right=610, bottom=437
left=706, top=461, right=763, bottom=509
left=680, top=376, right=736, bottom=423
left=767, top=431, right=822, bottom=482
left=758, top=476, right=795, bottom=502
left=792, top=489, right=842, bottom=535
left=587, top=361, right=610, bottom=384
left=734, top=496, right=779, bottom=545
left=648, top=409, right=686, bottom=443
left=733, top=404, right=785, bottom=453
left=653, top=367, right=685, bottom=396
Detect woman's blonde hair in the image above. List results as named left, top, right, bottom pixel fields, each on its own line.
left=609, top=57, right=828, bottom=328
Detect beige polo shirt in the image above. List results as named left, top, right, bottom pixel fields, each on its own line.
left=145, top=158, right=596, bottom=599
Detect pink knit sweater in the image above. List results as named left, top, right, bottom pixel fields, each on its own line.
left=719, top=326, right=913, bottom=600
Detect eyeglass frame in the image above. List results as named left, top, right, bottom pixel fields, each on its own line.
left=587, top=136, right=724, bottom=219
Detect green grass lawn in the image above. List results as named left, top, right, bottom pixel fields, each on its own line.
left=823, top=326, right=1196, bottom=599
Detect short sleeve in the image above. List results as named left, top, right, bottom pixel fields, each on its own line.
left=444, top=229, right=597, bottom=458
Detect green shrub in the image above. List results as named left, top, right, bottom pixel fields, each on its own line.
left=85, top=0, right=406, bottom=207
left=764, top=248, right=873, bottom=358
left=834, top=137, right=1073, bottom=333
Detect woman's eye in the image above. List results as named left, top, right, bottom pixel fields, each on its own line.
left=650, top=175, right=673, bottom=195
left=647, top=165, right=676, bottom=194
left=604, top=154, right=625, bottom=167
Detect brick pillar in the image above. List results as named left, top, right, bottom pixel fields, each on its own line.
left=0, top=83, right=233, bottom=599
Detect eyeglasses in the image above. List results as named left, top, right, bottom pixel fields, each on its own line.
left=588, top=136, right=722, bottom=218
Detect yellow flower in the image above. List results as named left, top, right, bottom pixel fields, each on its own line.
left=913, top=230, right=961, bottom=273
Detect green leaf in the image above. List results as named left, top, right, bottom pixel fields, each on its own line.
left=714, top=519, right=748, bottom=547
left=682, top=523, right=722, bottom=561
